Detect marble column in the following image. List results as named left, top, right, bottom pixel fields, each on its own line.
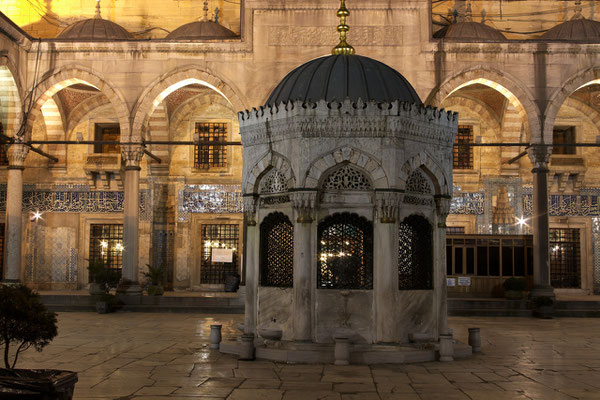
left=435, top=195, right=451, bottom=336
left=291, top=191, right=316, bottom=342
left=3, top=144, right=28, bottom=282
left=118, top=144, right=144, bottom=295
left=243, top=195, right=259, bottom=334
left=374, top=191, right=402, bottom=343
left=528, top=145, right=554, bottom=298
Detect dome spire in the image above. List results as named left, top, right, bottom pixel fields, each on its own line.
left=571, top=0, right=584, bottom=20
left=95, top=0, right=101, bottom=19
left=332, top=0, right=355, bottom=55
left=201, top=0, right=210, bottom=22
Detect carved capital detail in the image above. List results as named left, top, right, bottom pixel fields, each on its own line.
left=290, top=190, right=317, bottom=223
left=435, top=195, right=452, bottom=228
left=243, top=195, right=258, bottom=226
left=7, top=143, right=29, bottom=168
left=121, top=144, right=144, bottom=168
left=375, top=191, right=403, bottom=223
left=528, top=144, right=551, bottom=172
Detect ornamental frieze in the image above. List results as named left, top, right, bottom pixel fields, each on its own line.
left=268, top=26, right=403, bottom=47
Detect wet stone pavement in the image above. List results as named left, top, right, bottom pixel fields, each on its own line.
left=14, top=313, right=600, bottom=399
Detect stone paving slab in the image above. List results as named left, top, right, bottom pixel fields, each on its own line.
left=9, top=313, right=600, bottom=399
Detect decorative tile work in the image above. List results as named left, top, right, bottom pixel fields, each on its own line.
left=593, top=218, right=600, bottom=294
left=140, top=189, right=151, bottom=221
left=450, top=192, right=484, bottom=215
left=69, top=248, right=78, bottom=282
left=178, top=184, right=243, bottom=221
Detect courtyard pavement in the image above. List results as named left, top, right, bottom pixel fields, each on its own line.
left=15, top=313, right=600, bottom=400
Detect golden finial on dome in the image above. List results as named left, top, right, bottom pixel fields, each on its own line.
left=332, top=0, right=355, bottom=55
left=95, top=0, right=101, bottom=19
left=201, top=0, right=210, bottom=22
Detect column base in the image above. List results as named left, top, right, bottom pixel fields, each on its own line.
left=530, top=286, right=555, bottom=299
left=116, top=281, right=143, bottom=296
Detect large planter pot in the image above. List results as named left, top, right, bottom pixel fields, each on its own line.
left=95, top=301, right=109, bottom=314
left=504, top=290, right=523, bottom=300
left=147, top=285, right=164, bottom=296
left=0, top=369, right=78, bottom=400
left=88, top=283, right=104, bottom=296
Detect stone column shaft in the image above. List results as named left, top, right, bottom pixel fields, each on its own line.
left=528, top=145, right=554, bottom=297
left=435, top=195, right=451, bottom=336
left=3, top=144, right=28, bottom=282
left=292, top=191, right=316, bottom=342
left=374, top=191, right=402, bottom=343
left=119, top=144, right=144, bottom=295
left=243, top=196, right=259, bottom=334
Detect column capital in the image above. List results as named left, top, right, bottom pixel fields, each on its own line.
left=121, top=144, right=144, bottom=169
left=528, top=144, right=551, bottom=172
left=435, top=194, right=452, bottom=228
left=7, top=143, right=29, bottom=169
left=243, top=194, right=259, bottom=226
left=375, top=190, right=403, bottom=223
left=290, top=190, right=317, bottom=223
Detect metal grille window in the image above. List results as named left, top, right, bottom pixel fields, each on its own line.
left=552, top=126, right=576, bottom=155
left=89, top=224, right=123, bottom=280
left=447, top=226, right=465, bottom=234
left=453, top=125, right=473, bottom=169
left=260, top=212, right=293, bottom=287
left=201, top=224, right=239, bottom=284
left=550, top=228, right=581, bottom=288
left=398, top=215, right=433, bottom=290
left=0, top=223, right=4, bottom=279
left=94, top=123, right=121, bottom=154
left=317, top=213, right=373, bottom=290
left=194, top=122, right=227, bottom=168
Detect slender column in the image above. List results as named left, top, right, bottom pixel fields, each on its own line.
left=243, top=195, right=259, bottom=334
left=3, top=144, right=28, bottom=282
left=528, top=145, right=554, bottom=298
left=435, top=195, right=451, bottom=336
left=374, top=191, right=402, bottom=343
left=118, top=144, right=144, bottom=295
left=291, top=191, right=317, bottom=342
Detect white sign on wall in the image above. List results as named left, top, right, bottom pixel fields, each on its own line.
left=211, top=248, right=233, bottom=263
left=458, top=276, right=471, bottom=286
left=447, top=278, right=456, bottom=287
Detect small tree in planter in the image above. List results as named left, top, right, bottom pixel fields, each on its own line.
left=143, top=264, right=165, bottom=296
left=87, top=260, right=122, bottom=313
left=0, top=284, right=78, bottom=398
left=503, top=277, right=527, bottom=300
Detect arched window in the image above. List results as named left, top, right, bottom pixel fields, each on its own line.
left=317, top=213, right=373, bottom=289
left=398, top=215, right=433, bottom=290
left=260, top=212, right=294, bottom=287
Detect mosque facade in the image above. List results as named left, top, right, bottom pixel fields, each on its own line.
left=0, top=0, right=599, bottom=299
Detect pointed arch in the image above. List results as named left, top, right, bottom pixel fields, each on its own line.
left=426, top=66, right=541, bottom=142
left=545, top=67, right=600, bottom=143
left=170, top=92, right=235, bottom=133
left=131, top=66, right=248, bottom=140
left=399, top=152, right=449, bottom=196
left=304, top=147, right=388, bottom=189
left=26, top=66, right=130, bottom=141
left=245, top=151, right=296, bottom=194
left=66, top=94, right=110, bottom=133
left=0, top=65, right=23, bottom=136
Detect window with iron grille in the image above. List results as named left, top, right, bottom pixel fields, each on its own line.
left=446, top=226, right=465, bottom=234
left=453, top=125, right=473, bottom=169
left=88, top=224, right=123, bottom=281
left=94, top=123, right=121, bottom=154
left=0, top=223, right=4, bottom=279
left=550, top=228, right=581, bottom=288
left=552, top=126, right=576, bottom=155
left=201, top=224, right=239, bottom=284
left=194, top=122, right=227, bottom=168
left=260, top=212, right=293, bottom=287
left=398, top=215, right=433, bottom=290
left=317, top=213, right=373, bottom=290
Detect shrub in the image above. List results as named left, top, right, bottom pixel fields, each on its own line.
left=88, top=259, right=121, bottom=293
left=0, top=285, right=58, bottom=369
left=143, top=264, right=164, bottom=287
left=503, top=277, right=527, bottom=292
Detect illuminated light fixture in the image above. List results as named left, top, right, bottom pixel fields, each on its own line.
left=552, top=245, right=560, bottom=252
left=516, top=216, right=527, bottom=226
left=100, top=241, right=108, bottom=248
left=115, top=243, right=124, bottom=252
left=30, top=210, right=43, bottom=222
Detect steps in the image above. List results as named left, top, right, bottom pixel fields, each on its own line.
left=449, top=298, right=600, bottom=317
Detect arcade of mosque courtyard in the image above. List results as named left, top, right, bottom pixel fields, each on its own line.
left=1, top=0, right=600, bottom=364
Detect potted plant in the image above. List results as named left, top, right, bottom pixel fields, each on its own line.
left=88, top=260, right=121, bottom=313
left=143, top=264, right=165, bottom=296
left=533, top=296, right=554, bottom=319
left=503, top=277, right=527, bottom=300
left=0, top=284, right=78, bottom=398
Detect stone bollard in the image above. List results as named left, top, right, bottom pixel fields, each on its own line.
left=438, top=333, right=454, bottom=362
left=334, top=337, right=350, bottom=366
left=210, top=324, right=222, bottom=349
left=239, top=333, right=255, bottom=360
left=468, top=328, right=481, bottom=353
